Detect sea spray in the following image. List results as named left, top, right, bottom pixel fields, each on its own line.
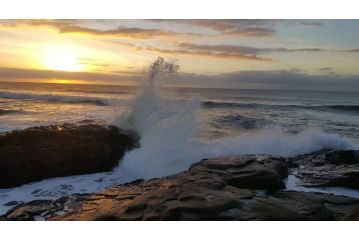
left=115, top=57, right=204, bottom=178
left=114, top=57, right=359, bottom=180
left=117, top=57, right=180, bottom=134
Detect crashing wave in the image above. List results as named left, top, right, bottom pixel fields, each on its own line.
left=0, top=90, right=109, bottom=106
left=202, top=101, right=359, bottom=113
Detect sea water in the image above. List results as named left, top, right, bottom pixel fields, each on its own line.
left=1, top=74, right=359, bottom=214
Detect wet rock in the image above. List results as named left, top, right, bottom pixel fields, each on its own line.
left=4, top=201, right=21, bottom=207
left=49, top=155, right=357, bottom=221
left=0, top=124, right=139, bottom=188
left=342, top=207, right=359, bottom=220
left=0, top=194, right=89, bottom=221
left=189, top=155, right=288, bottom=190
left=289, top=150, right=359, bottom=189
left=2, top=153, right=359, bottom=221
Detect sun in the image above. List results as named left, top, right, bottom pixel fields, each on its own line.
left=43, top=45, right=83, bottom=72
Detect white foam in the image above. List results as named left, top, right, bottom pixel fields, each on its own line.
left=114, top=57, right=359, bottom=180
left=284, top=174, right=359, bottom=198
left=0, top=90, right=125, bottom=106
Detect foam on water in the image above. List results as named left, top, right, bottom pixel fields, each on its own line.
left=114, top=57, right=359, bottom=180
left=284, top=175, right=359, bottom=198
left=0, top=90, right=116, bottom=106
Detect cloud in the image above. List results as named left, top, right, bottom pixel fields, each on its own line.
left=176, top=70, right=359, bottom=91
left=151, top=20, right=324, bottom=38
left=152, top=19, right=279, bottom=38
left=111, top=41, right=328, bottom=62
left=1, top=67, right=358, bottom=91
left=0, top=19, right=76, bottom=28
left=317, top=67, right=333, bottom=71
left=0, top=19, right=200, bottom=40
left=221, top=27, right=275, bottom=37
left=0, top=67, right=143, bottom=82
left=178, top=42, right=326, bottom=54
left=300, top=21, right=323, bottom=26
left=112, top=41, right=272, bottom=61
left=78, top=58, right=111, bottom=67
left=58, top=25, right=199, bottom=39
left=0, top=19, right=330, bottom=42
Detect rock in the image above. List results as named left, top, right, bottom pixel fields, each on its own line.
left=2, top=152, right=359, bottom=221
left=289, top=150, right=359, bottom=189
left=50, top=155, right=358, bottom=221
left=4, top=201, right=21, bottom=207
left=0, top=124, right=139, bottom=188
left=342, top=207, right=359, bottom=220
left=189, top=155, right=288, bottom=190
left=0, top=194, right=89, bottom=221
left=3, top=154, right=359, bottom=221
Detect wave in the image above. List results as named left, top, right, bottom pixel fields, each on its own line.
left=114, top=58, right=359, bottom=180
left=326, top=105, right=359, bottom=112
left=0, top=90, right=109, bottom=106
left=202, top=101, right=359, bottom=113
left=0, top=109, right=23, bottom=116
left=211, top=114, right=268, bottom=130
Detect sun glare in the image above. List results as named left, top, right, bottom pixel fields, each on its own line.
left=43, top=45, right=84, bottom=72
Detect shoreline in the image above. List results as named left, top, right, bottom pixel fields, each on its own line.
left=1, top=148, right=359, bottom=220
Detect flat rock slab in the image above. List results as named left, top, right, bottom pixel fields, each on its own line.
left=2, top=154, right=359, bottom=221
left=0, top=124, right=139, bottom=188
left=289, top=150, right=359, bottom=189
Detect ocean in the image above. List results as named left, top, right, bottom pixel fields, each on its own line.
left=1, top=82, right=359, bottom=139
left=0, top=81, right=359, bottom=214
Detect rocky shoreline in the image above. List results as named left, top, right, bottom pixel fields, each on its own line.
left=1, top=148, right=359, bottom=220
left=0, top=124, right=139, bottom=188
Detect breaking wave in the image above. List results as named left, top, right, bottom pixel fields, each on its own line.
left=0, top=108, right=23, bottom=115
left=0, top=90, right=110, bottom=106
left=327, top=105, right=359, bottom=113
left=202, top=101, right=359, bottom=113
left=114, top=57, right=359, bottom=180
left=211, top=114, right=268, bottom=130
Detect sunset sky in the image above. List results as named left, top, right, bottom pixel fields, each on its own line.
left=0, top=19, right=358, bottom=90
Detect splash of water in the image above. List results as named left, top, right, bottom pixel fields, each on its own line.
left=117, top=57, right=180, bottom=134
left=115, top=57, right=359, bottom=180
left=115, top=57, right=202, bottom=178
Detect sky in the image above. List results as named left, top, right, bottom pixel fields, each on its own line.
left=0, top=19, right=358, bottom=91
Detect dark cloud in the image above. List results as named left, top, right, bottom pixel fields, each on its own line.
left=222, top=27, right=275, bottom=37
left=152, top=19, right=279, bottom=38
left=300, top=21, right=323, bottom=26
left=178, top=43, right=326, bottom=54
left=176, top=70, right=359, bottom=91
left=58, top=25, right=199, bottom=39
left=0, top=19, right=329, bottom=41
left=317, top=67, right=333, bottom=71
left=0, top=19, right=77, bottom=28
left=0, top=67, right=143, bottom=82
left=111, top=41, right=328, bottom=62
left=151, top=20, right=324, bottom=38
left=78, top=58, right=111, bottom=67
left=0, top=19, right=200, bottom=40
left=289, top=68, right=304, bottom=73
left=112, top=41, right=272, bottom=61
left=1, top=67, right=358, bottom=91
